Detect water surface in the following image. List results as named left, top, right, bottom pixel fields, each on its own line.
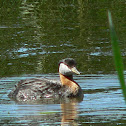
left=1, top=74, right=126, bottom=125
left=0, top=0, right=126, bottom=125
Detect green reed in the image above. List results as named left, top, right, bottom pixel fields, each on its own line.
left=108, top=10, right=126, bottom=101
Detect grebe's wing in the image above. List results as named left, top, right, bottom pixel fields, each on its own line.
left=16, top=78, right=61, bottom=90
left=8, top=78, right=63, bottom=101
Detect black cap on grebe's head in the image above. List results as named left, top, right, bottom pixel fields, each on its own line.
left=59, top=58, right=80, bottom=76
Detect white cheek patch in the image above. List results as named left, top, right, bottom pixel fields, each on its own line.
left=59, top=63, right=72, bottom=75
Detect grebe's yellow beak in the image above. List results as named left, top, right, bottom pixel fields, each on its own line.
left=71, top=67, right=80, bottom=75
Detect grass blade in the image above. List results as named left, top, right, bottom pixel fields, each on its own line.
left=108, top=10, right=126, bottom=101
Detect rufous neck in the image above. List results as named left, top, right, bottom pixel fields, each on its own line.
left=59, top=73, right=80, bottom=96
left=59, top=73, right=74, bottom=86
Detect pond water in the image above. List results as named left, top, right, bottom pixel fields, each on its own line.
left=0, top=0, right=126, bottom=125
left=1, top=74, right=126, bottom=125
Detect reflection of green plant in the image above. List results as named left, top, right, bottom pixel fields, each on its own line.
left=108, top=10, right=126, bottom=102
left=39, top=111, right=57, bottom=115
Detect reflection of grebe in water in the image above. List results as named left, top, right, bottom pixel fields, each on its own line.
left=8, top=58, right=84, bottom=101
left=61, top=100, right=78, bottom=126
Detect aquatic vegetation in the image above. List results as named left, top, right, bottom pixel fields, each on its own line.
left=108, top=10, right=126, bottom=101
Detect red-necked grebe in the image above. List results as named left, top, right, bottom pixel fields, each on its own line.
left=8, top=58, right=83, bottom=101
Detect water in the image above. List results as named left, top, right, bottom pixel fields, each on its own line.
left=0, top=74, right=126, bottom=125
left=0, top=0, right=126, bottom=125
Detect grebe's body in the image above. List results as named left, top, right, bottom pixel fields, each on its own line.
left=8, top=58, right=83, bottom=101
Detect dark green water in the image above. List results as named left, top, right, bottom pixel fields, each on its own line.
left=0, top=0, right=126, bottom=125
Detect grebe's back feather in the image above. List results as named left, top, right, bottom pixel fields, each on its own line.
left=8, top=78, right=82, bottom=101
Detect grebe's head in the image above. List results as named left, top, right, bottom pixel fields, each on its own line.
left=59, top=58, right=80, bottom=76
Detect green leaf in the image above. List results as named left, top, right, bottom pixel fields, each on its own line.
left=108, top=10, right=126, bottom=102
